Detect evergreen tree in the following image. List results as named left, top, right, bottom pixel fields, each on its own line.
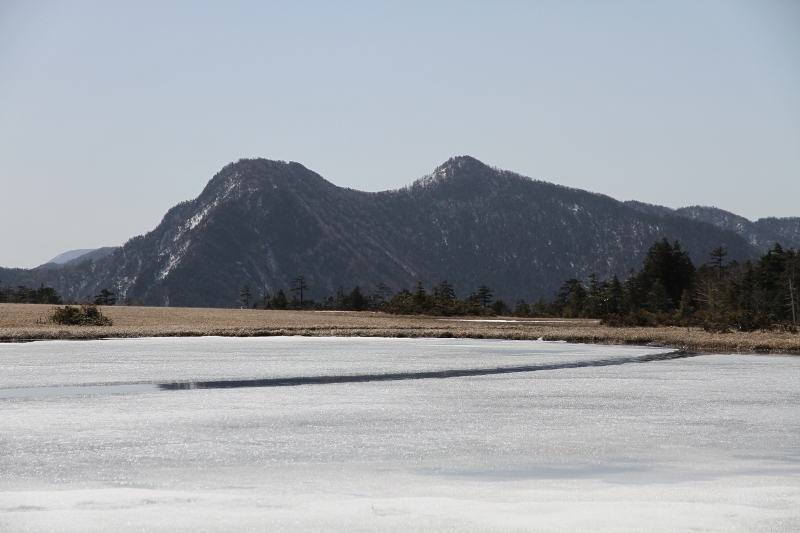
left=645, top=279, right=672, bottom=312
left=348, top=286, right=367, bottom=311
left=709, top=246, right=728, bottom=276
left=491, top=299, right=511, bottom=316
left=437, top=280, right=456, bottom=301
left=238, top=285, right=252, bottom=308
left=636, top=238, right=695, bottom=308
left=272, top=288, right=288, bottom=310
left=16, top=286, right=32, bottom=303
left=413, top=281, right=427, bottom=307
left=737, top=261, right=757, bottom=314
left=606, top=274, right=624, bottom=315
left=623, top=268, right=642, bottom=311
left=556, top=278, right=587, bottom=317
left=586, top=273, right=602, bottom=317
left=530, top=295, right=549, bottom=317
left=94, top=288, right=117, bottom=306
left=477, top=285, right=494, bottom=308
left=39, top=286, right=62, bottom=304
left=557, top=279, right=581, bottom=306
left=675, top=289, right=694, bottom=320
left=333, top=286, right=347, bottom=310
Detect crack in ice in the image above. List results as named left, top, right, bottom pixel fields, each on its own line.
left=0, top=350, right=698, bottom=399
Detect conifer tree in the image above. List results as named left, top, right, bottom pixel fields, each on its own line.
left=675, top=289, right=694, bottom=320
left=645, top=280, right=672, bottom=312
left=491, top=299, right=511, bottom=316
left=623, top=268, right=641, bottom=311
left=637, top=238, right=695, bottom=307
left=513, top=299, right=529, bottom=317
left=477, top=285, right=493, bottom=308
left=273, top=288, right=288, bottom=310
left=333, top=286, right=347, bottom=310
left=437, top=280, right=456, bottom=301
left=586, top=273, right=602, bottom=316
left=94, top=288, right=117, bottom=306
left=348, top=286, right=367, bottom=311
left=606, top=274, right=624, bottom=315
left=709, top=246, right=728, bottom=276
left=413, top=281, right=427, bottom=307
left=530, top=295, right=549, bottom=317
left=560, top=280, right=587, bottom=318
left=238, top=285, right=252, bottom=308
left=373, top=282, right=393, bottom=305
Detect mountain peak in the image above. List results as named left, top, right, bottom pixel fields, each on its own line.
left=413, top=156, right=492, bottom=188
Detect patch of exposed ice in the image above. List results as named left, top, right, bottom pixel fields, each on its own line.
left=1, top=338, right=798, bottom=532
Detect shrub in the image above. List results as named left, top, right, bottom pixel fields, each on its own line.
left=52, top=303, right=112, bottom=326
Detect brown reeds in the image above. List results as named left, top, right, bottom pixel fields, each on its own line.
left=1, top=303, right=798, bottom=354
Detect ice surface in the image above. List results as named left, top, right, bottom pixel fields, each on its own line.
left=0, top=336, right=673, bottom=389
left=0, top=337, right=798, bottom=532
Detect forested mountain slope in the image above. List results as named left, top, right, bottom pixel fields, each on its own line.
left=624, top=202, right=800, bottom=252
left=1, top=157, right=761, bottom=307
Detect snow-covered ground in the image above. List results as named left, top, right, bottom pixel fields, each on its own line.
left=1, top=337, right=798, bottom=532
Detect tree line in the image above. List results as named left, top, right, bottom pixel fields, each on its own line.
left=0, top=283, right=63, bottom=304
left=240, top=276, right=500, bottom=315
left=573, top=239, right=798, bottom=332
left=0, top=283, right=122, bottom=307
left=242, top=239, right=799, bottom=332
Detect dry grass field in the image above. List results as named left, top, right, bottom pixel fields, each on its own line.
left=1, top=303, right=798, bottom=354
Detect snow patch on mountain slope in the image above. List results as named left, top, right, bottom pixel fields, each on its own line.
left=156, top=240, right=191, bottom=281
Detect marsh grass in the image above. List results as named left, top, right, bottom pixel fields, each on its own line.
left=1, top=303, right=797, bottom=354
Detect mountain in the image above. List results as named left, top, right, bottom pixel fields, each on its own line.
left=37, top=247, right=118, bottom=270
left=0, top=157, right=768, bottom=307
left=755, top=217, right=800, bottom=246
left=46, top=249, right=99, bottom=265
left=624, top=202, right=800, bottom=252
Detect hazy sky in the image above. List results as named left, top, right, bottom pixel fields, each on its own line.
left=1, top=1, right=798, bottom=268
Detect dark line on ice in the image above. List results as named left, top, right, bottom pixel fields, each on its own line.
left=0, top=351, right=699, bottom=399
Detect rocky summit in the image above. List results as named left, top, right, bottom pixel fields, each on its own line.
left=2, top=156, right=792, bottom=307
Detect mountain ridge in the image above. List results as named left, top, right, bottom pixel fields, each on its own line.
left=623, top=201, right=800, bottom=251
left=1, top=156, right=794, bottom=307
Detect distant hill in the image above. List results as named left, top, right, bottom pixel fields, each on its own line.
left=624, top=202, right=800, bottom=252
left=0, top=157, right=774, bottom=307
left=37, top=247, right=118, bottom=270
left=755, top=217, right=800, bottom=246
left=46, top=249, right=98, bottom=265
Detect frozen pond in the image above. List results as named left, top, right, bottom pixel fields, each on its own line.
left=1, top=337, right=798, bottom=532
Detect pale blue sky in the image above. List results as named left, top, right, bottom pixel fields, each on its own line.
left=1, top=1, right=798, bottom=268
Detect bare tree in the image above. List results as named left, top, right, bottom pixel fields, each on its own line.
left=291, top=276, right=309, bottom=305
